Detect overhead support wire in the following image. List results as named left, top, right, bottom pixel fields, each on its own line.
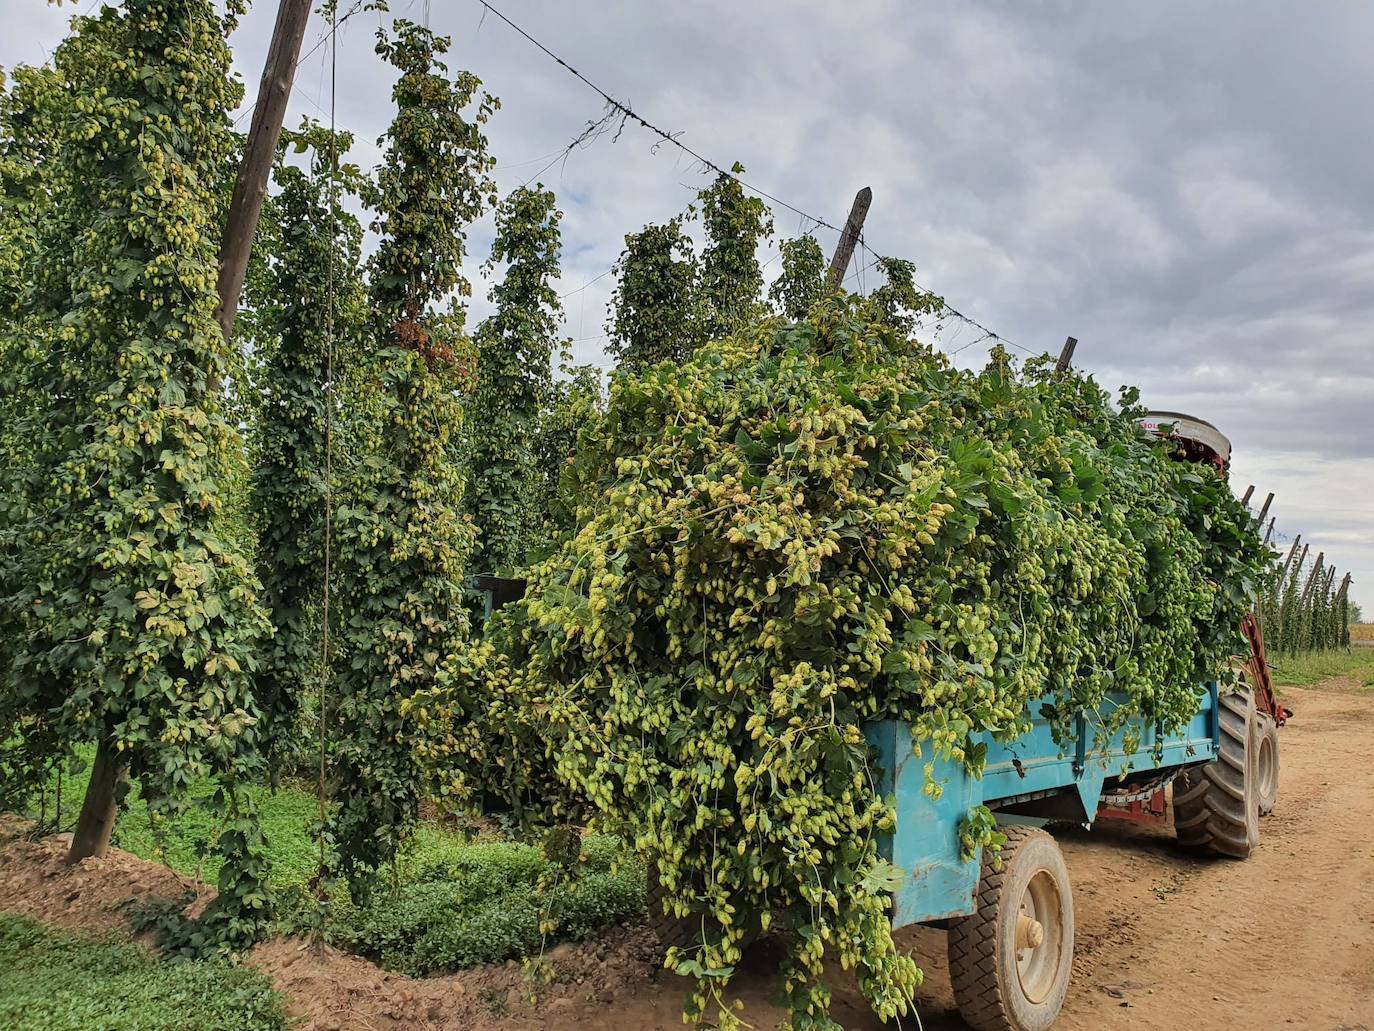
left=472, top=0, right=1032, bottom=359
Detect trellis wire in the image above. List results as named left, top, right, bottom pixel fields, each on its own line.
left=315, top=0, right=340, bottom=913
left=471, top=0, right=1035, bottom=360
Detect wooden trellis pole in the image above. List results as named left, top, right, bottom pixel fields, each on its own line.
left=826, top=187, right=873, bottom=288
left=1301, top=552, right=1326, bottom=603
left=215, top=0, right=313, bottom=346
left=1294, top=543, right=1310, bottom=577
left=1338, top=573, right=1353, bottom=647
left=1281, top=535, right=1303, bottom=577
left=1055, top=336, right=1078, bottom=375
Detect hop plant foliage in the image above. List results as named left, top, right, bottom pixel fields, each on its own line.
left=368, top=20, right=498, bottom=334
left=696, top=163, right=773, bottom=340
left=328, top=20, right=493, bottom=893
left=606, top=218, right=700, bottom=370
left=412, top=297, right=1267, bottom=1028
left=606, top=165, right=772, bottom=373
left=0, top=0, right=272, bottom=951
left=1255, top=533, right=1352, bottom=656
left=249, top=121, right=370, bottom=772
left=768, top=234, right=827, bottom=320
left=532, top=359, right=605, bottom=542
left=466, top=184, right=564, bottom=576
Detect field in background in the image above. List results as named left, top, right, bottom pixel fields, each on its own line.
left=1271, top=648, right=1374, bottom=688
left=1350, top=623, right=1374, bottom=644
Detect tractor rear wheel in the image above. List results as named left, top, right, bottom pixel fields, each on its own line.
left=1256, top=713, right=1279, bottom=816
left=645, top=863, right=764, bottom=956
left=645, top=863, right=701, bottom=953
left=1173, top=687, right=1260, bottom=858
left=948, top=826, right=1074, bottom=1031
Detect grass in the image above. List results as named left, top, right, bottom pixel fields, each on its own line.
left=1270, top=649, right=1374, bottom=689
left=18, top=756, right=644, bottom=975
left=342, top=835, right=644, bottom=975
left=0, top=912, right=287, bottom=1031
left=29, top=759, right=337, bottom=889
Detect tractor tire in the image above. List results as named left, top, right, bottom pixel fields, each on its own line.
left=948, top=826, right=1074, bottom=1031
left=644, top=863, right=700, bottom=954
left=1172, top=687, right=1260, bottom=858
left=644, top=863, right=764, bottom=956
left=1256, top=713, right=1279, bottom=816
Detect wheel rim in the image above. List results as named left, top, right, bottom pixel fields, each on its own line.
left=1258, top=729, right=1277, bottom=798
left=1015, top=869, right=1065, bottom=1004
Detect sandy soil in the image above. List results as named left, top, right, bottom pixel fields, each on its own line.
left=3, top=680, right=1372, bottom=1030
left=0, top=816, right=214, bottom=940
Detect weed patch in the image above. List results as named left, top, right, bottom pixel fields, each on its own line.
left=0, top=913, right=286, bottom=1031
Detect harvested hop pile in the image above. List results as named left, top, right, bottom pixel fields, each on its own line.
left=409, top=298, right=1267, bottom=1028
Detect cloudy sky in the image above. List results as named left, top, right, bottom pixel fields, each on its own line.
left=5, top=1, right=1371, bottom=610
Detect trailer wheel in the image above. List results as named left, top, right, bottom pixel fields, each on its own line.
left=1173, top=687, right=1260, bottom=858
left=645, top=863, right=763, bottom=955
left=948, top=826, right=1074, bottom=1031
left=1256, top=713, right=1279, bottom=816
left=645, top=863, right=702, bottom=953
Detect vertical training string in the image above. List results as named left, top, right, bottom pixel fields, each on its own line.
left=316, top=0, right=339, bottom=910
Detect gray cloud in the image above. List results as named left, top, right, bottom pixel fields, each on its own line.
left=4, top=0, right=1370, bottom=608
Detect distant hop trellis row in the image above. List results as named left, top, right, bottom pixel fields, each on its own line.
left=1244, top=488, right=1355, bottom=653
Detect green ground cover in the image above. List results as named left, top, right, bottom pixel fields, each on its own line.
left=16, top=759, right=644, bottom=976
left=0, top=913, right=287, bottom=1031
left=1271, top=649, right=1374, bottom=688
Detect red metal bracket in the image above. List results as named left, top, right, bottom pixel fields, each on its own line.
left=1096, top=789, right=1170, bottom=827
left=1242, top=613, right=1287, bottom=727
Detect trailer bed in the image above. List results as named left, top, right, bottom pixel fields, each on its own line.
left=866, top=684, right=1219, bottom=927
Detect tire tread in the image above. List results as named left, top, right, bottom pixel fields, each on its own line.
left=948, top=825, right=1034, bottom=1031
left=1173, top=688, right=1259, bottom=859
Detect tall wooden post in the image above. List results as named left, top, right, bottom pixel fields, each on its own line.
left=1256, top=491, right=1274, bottom=527
left=1054, top=336, right=1078, bottom=375
left=1321, top=566, right=1339, bottom=648
left=67, top=740, right=124, bottom=864
left=1338, top=573, right=1353, bottom=647
left=1263, top=517, right=1276, bottom=545
left=1301, top=552, right=1325, bottom=602
left=826, top=187, right=873, bottom=288
left=214, top=0, right=313, bottom=346
left=1241, top=485, right=1255, bottom=507
left=1281, top=535, right=1302, bottom=574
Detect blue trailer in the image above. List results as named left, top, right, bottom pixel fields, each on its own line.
left=866, top=681, right=1264, bottom=1031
